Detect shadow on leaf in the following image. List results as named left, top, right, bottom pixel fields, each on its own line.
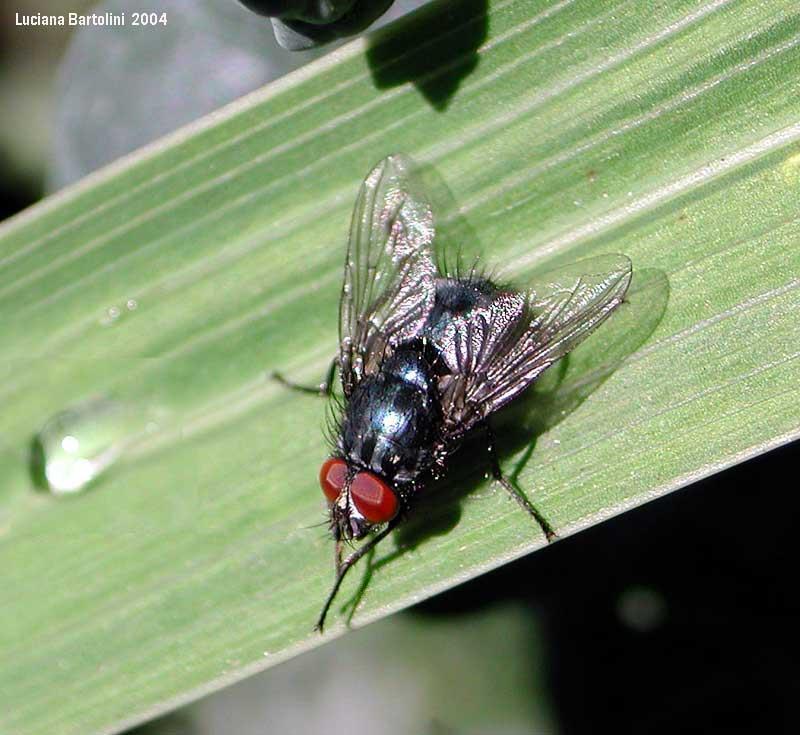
left=366, top=0, right=488, bottom=110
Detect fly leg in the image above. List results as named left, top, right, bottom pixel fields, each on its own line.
left=272, top=357, right=337, bottom=397
left=484, top=422, right=557, bottom=542
left=316, top=519, right=399, bottom=632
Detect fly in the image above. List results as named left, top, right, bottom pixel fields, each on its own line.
left=275, top=154, right=632, bottom=631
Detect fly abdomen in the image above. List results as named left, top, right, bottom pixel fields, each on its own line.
left=341, top=345, right=441, bottom=483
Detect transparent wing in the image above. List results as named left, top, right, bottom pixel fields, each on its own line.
left=441, top=254, right=633, bottom=433
left=339, top=154, right=438, bottom=396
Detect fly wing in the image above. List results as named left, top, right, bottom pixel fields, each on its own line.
left=441, top=254, right=632, bottom=434
left=339, top=155, right=438, bottom=396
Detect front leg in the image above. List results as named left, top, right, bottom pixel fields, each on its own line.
left=316, top=518, right=400, bottom=632
left=483, top=421, right=557, bottom=542
left=272, top=357, right=338, bottom=397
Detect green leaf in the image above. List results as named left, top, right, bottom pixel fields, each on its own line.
left=2, top=0, right=800, bottom=732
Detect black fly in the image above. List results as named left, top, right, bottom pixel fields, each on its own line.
left=275, top=154, right=632, bottom=631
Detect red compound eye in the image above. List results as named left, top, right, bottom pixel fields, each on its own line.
left=350, top=471, right=399, bottom=523
left=319, top=458, right=347, bottom=502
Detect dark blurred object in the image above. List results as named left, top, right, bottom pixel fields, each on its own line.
left=268, top=0, right=394, bottom=50
left=418, top=439, right=800, bottom=733
left=236, top=0, right=395, bottom=51
left=237, top=0, right=358, bottom=23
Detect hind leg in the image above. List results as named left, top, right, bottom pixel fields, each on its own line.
left=484, top=421, right=557, bottom=542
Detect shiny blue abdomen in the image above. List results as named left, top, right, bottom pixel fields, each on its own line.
left=341, top=347, right=439, bottom=483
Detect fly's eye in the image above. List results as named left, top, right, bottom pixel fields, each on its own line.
left=319, top=458, right=347, bottom=502
left=350, top=471, right=398, bottom=523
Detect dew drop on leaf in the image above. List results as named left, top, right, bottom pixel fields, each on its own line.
left=30, top=397, right=138, bottom=495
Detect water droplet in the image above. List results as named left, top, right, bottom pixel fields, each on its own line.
left=126, top=299, right=138, bottom=311
left=30, top=397, right=137, bottom=495
left=99, top=305, right=121, bottom=327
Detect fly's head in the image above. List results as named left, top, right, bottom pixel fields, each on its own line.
left=319, top=457, right=399, bottom=540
